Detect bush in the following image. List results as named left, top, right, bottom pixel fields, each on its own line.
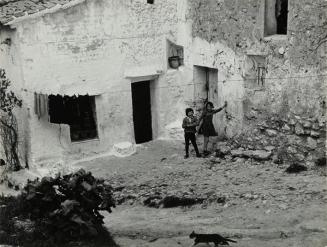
left=0, top=169, right=116, bottom=246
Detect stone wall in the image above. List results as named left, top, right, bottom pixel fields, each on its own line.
left=189, top=0, right=326, bottom=162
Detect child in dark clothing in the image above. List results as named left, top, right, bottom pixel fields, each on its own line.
left=182, top=108, right=201, bottom=159
left=198, top=101, right=227, bottom=156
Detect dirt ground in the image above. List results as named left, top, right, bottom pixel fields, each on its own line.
left=75, top=140, right=327, bottom=247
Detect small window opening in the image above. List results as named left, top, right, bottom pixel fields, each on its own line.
left=243, top=55, right=266, bottom=89
left=167, top=40, right=184, bottom=69
left=147, top=0, right=154, bottom=4
left=257, top=66, right=266, bottom=86
left=264, top=0, right=288, bottom=36
left=48, top=95, right=98, bottom=142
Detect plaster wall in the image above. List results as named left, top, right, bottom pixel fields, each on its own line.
left=0, top=28, right=30, bottom=167
left=8, top=0, right=197, bottom=165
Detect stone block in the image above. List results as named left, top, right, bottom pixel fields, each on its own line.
left=304, top=128, right=311, bottom=135
left=289, top=119, right=296, bottom=126
left=312, top=123, right=320, bottom=130
left=231, top=149, right=244, bottom=157
left=295, top=122, right=304, bottom=135
left=220, top=146, right=231, bottom=155
left=295, top=153, right=305, bottom=161
left=266, top=129, right=277, bottom=137
left=302, top=120, right=312, bottom=128
left=287, top=146, right=297, bottom=154
left=310, top=130, right=320, bottom=138
left=251, top=150, right=272, bottom=160
left=264, top=145, right=275, bottom=151
left=282, top=124, right=291, bottom=131
left=307, top=137, right=317, bottom=150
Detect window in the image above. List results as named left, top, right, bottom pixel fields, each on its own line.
left=48, top=95, right=98, bottom=142
left=264, top=0, right=288, bottom=36
left=167, top=40, right=184, bottom=69
left=243, top=55, right=267, bottom=89
left=147, top=0, right=154, bottom=4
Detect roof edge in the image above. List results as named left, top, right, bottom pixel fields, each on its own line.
left=5, top=0, right=86, bottom=27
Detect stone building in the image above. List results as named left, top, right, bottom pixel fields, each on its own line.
left=0, top=0, right=325, bottom=167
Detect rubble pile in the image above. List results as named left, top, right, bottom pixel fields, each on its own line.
left=227, top=113, right=326, bottom=166
left=105, top=155, right=326, bottom=210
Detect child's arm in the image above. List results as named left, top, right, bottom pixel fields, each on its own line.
left=193, top=117, right=200, bottom=126
left=183, top=118, right=198, bottom=127
left=213, top=101, right=227, bottom=114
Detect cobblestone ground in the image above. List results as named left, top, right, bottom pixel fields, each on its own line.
left=75, top=140, right=327, bottom=247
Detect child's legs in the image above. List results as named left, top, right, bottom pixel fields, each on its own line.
left=203, top=136, right=209, bottom=151
left=211, top=136, right=219, bottom=151
left=184, top=133, right=191, bottom=154
left=189, top=133, right=200, bottom=155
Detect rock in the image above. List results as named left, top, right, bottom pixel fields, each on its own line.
left=278, top=203, right=288, bottom=210
left=235, top=158, right=245, bottom=163
left=273, top=154, right=283, bottom=164
left=287, top=146, right=297, bottom=154
left=231, top=149, right=245, bottom=157
left=315, top=157, right=326, bottom=167
left=217, top=196, right=227, bottom=204
left=289, top=119, right=296, bottom=126
left=304, top=128, right=311, bottom=135
left=302, top=120, right=312, bottom=128
left=265, top=145, right=275, bottom=151
left=220, top=146, right=231, bottom=155
left=294, top=123, right=304, bottom=135
left=282, top=124, right=291, bottom=131
left=310, top=130, right=320, bottom=138
left=295, top=154, right=305, bottom=161
left=266, top=129, right=278, bottom=137
left=307, top=137, right=317, bottom=150
left=280, top=231, right=288, bottom=239
left=278, top=47, right=285, bottom=55
left=252, top=150, right=272, bottom=160
left=112, top=142, right=136, bottom=157
left=305, top=161, right=315, bottom=168
left=285, top=163, right=307, bottom=173
left=312, top=123, right=320, bottom=130
left=242, top=150, right=253, bottom=158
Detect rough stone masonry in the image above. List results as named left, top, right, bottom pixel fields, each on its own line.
left=190, top=0, right=326, bottom=165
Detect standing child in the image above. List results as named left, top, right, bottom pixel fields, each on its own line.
left=182, top=108, right=201, bottom=158
left=198, top=101, right=227, bottom=156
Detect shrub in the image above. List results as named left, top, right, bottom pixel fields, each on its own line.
left=0, top=169, right=116, bottom=246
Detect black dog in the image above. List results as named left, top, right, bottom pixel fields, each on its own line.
left=190, top=231, right=237, bottom=246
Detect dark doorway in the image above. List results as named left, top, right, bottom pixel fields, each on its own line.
left=131, top=81, right=152, bottom=144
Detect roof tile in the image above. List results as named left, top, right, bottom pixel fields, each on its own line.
left=0, top=0, right=76, bottom=24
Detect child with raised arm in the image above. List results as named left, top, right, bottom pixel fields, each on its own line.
left=198, top=101, right=227, bottom=156
left=182, top=108, right=201, bottom=159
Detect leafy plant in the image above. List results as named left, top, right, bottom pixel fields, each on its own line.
left=0, top=68, right=23, bottom=171
left=0, top=169, right=116, bottom=246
